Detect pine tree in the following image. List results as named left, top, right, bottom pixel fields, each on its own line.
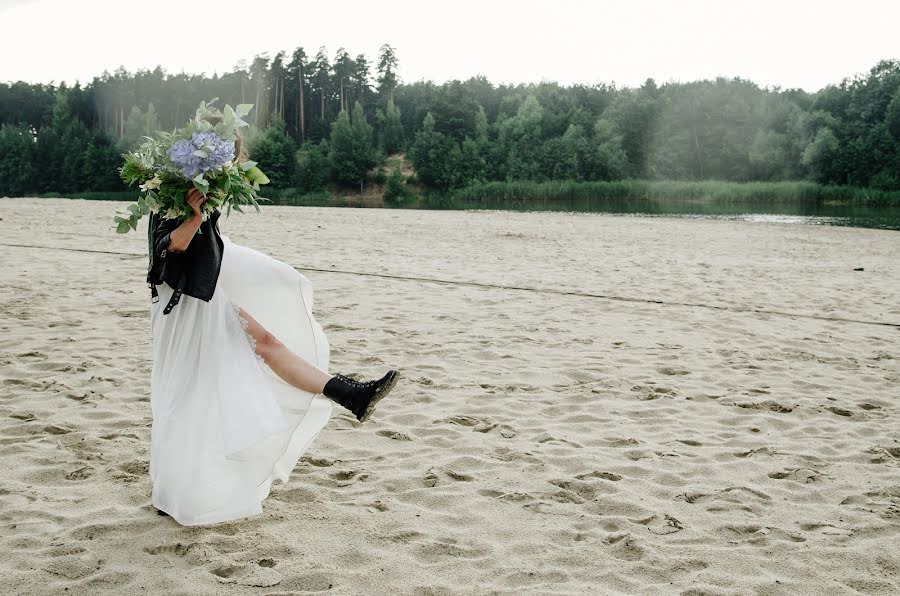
left=377, top=102, right=405, bottom=154
left=334, top=48, right=354, bottom=113
left=287, top=48, right=308, bottom=143
left=376, top=44, right=399, bottom=107
left=296, top=140, right=330, bottom=191
left=351, top=54, right=371, bottom=108
left=409, top=112, right=457, bottom=189
left=312, top=47, right=331, bottom=122
left=0, top=124, right=36, bottom=196
left=251, top=55, right=270, bottom=128
left=329, top=101, right=375, bottom=190
left=248, top=117, right=298, bottom=188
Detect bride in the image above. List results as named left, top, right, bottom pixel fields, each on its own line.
left=145, top=130, right=399, bottom=526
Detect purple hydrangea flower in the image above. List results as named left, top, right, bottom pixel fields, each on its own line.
left=167, top=130, right=235, bottom=179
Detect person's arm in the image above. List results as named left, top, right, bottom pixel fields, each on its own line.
left=159, top=188, right=208, bottom=254
left=166, top=212, right=203, bottom=252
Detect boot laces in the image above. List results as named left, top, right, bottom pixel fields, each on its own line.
left=343, top=375, right=376, bottom=389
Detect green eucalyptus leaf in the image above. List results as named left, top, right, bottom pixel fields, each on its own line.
left=193, top=177, right=210, bottom=193
left=245, top=166, right=270, bottom=185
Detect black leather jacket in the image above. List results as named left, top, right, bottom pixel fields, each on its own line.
left=146, top=209, right=224, bottom=315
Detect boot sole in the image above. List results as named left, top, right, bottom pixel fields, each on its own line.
left=359, top=370, right=399, bottom=422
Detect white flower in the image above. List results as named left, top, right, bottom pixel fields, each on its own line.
left=140, top=175, right=162, bottom=191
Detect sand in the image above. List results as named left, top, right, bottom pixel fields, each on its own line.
left=0, top=197, right=898, bottom=595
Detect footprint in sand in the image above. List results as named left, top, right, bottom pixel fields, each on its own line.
left=363, top=500, right=389, bottom=513
left=143, top=542, right=218, bottom=568
left=735, top=400, right=794, bottom=413
left=864, top=446, right=900, bottom=463
left=719, top=524, right=806, bottom=545
left=549, top=477, right=617, bottom=501
left=385, top=530, right=426, bottom=544
left=118, top=460, right=149, bottom=476
left=534, top=432, right=582, bottom=447
left=733, top=446, right=780, bottom=458
left=40, top=549, right=104, bottom=580
left=375, top=430, right=413, bottom=441
left=210, top=563, right=282, bottom=587
left=8, top=412, right=36, bottom=421
left=631, top=514, right=685, bottom=535
left=44, top=424, right=74, bottom=435
left=286, top=571, right=334, bottom=591
left=602, top=532, right=646, bottom=561
left=299, top=455, right=337, bottom=467
left=657, top=367, right=691, bottom=376
left=631, top=384, right=678, bottom=400
left=797, top=522, right=854, bottom=537
left=767, top=468, right=825, bottom=483
left=0, top=487, right=36, bottom=506
left=676, top=486, right=771, bottom=514
left=576, top=471, right=623, bottom=482
left=272, top=486, right=319, bottom=504
left=489, top=447, right=541, bottom=464
left=328, top=468, right=370, bottom=486
left=436, top=415, right=517, bottom=438
left=423, top=466, right=474, bottom=487
left=840, top=487, right=900, bottom=521
left=64, top=466, right=95, bottom=481
left=412, top=536, right=492, bottom=563
left=476, top=488, right=540, bottom=509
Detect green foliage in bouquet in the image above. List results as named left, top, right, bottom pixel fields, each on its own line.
left=114, top=98, right=271, bottom=233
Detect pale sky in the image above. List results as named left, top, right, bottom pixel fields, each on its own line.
left=1, top=0, right=898, bottom=92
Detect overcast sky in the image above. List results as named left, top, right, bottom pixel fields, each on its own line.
left=1, top=0, right=898, bottom=92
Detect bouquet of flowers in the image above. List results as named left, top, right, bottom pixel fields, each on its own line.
left=114, top=98, right=270, bottom=233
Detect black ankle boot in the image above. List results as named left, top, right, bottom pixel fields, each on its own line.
left=322, top=370, right=399, bottom=422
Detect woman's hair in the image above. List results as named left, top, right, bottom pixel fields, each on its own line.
left=205, top=111, right=249, bottom=164
left=232, top=127, right=249, bottom=164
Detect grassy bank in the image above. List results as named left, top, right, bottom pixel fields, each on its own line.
left=15, top=180, right=900, bottom=208
left=25, top=189, right=379, bottom=208
left=443, top=180, right=900, bottom=207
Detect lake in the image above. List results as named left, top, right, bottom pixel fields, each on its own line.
left=427, top=197, right=900, bottom=231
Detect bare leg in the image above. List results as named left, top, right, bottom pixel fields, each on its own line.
left=235, top=306, right=331, bottom=394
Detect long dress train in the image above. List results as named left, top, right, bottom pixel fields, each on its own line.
left=148, top=233, right=333, bottom=526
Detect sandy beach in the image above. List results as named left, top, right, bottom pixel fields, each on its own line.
left=0, top=197, right=898, bottom=595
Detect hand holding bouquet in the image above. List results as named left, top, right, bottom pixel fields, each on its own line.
left=114, top=98, right=270, bottom=233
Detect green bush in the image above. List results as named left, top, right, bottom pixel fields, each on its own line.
left=383, top=164, right=415, bottom=206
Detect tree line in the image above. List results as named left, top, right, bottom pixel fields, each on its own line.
left=1, top=45, right=899, bottom=199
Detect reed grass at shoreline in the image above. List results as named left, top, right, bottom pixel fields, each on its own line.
left=11, top=179, right=900, bottom=209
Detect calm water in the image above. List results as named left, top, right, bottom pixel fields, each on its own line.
left=433, top=197, right=900, bottom=231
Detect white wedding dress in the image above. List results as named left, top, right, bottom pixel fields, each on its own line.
left=148, top=233, right=333, bottom=526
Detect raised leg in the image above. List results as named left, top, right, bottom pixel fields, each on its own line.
left=235, top=305, right=332, bottom=394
